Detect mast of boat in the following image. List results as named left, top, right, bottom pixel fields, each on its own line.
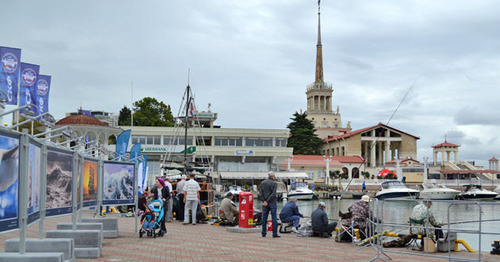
left=183, top=86, right=190, bottom=175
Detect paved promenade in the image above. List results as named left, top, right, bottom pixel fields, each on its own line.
left=0, top=211, right=497, bottom=261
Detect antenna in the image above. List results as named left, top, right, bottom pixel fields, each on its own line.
left=187, top=68, right=190, bottom=86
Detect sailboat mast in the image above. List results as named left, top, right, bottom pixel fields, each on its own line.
left=184, top=84, right=190, bottom=175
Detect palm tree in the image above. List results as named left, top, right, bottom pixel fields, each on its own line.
left=329, top=170, right=343, bottom=192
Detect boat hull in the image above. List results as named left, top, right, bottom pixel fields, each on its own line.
left=288, top=192, right=314, bottom=200
left=419, top=191, right=459, bottom=200
left=457, top=193, right=498, bottom=200
left=376, top=191, right=419, bottom=200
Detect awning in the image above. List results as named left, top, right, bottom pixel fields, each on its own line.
left=220, top=172, right=308, bottom=180
left=220, top=172, right=268, bottom=179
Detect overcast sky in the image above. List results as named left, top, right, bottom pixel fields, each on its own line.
left=2, top=0, right=499, bottom=167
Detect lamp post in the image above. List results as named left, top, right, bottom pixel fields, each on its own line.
left=423, top=156, right=429, bottom=182
left=395, top=157, right=402, bottom=181
left=324, top=155, right=332, bottom=186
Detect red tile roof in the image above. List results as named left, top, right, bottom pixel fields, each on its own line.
left=489, top=156, right=499, bottom=161
left=55, top=114, right=106, bottom=126
left=385, top=158, right=420, bottom=165
left=432, top=142, right=460, bottom=148
left=324, top=123, right=419, bottom=142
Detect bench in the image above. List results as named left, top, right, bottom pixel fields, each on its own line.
left=81, top=217, right=119, bottom=238
left=46, top=230, right=102, bottom=258
left=4, top=238, right=74, bottom=262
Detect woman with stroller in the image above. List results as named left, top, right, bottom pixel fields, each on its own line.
left=152, top=177, right=170, bottom=236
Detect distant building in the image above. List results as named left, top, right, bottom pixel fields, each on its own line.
left=277, top=154, right=365, bottom=184
left=66, top=109, right=118, bottom=127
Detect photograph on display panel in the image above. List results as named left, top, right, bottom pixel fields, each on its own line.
left=83, top=159, right=98, bottom=207
left=27, top=141, right=41, bottom=225
left=46, top=148, right=73, bottom=217
left=0, top=131, right=19, bottom=232
left=102, top=162, right=134, bottom=205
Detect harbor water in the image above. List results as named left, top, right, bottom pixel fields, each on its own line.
left=244, top=198, right=500, bottom=252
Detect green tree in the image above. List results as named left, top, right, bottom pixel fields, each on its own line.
left=118, top=106, right=131, bottom=126
left=286, top=112, right=323, bottom=155
left=329, top=170, right=343, bottom=192
left=132, top=97, right=174, bottom=126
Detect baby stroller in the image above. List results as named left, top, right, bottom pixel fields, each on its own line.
left=139, top=199, right=164, bottom=238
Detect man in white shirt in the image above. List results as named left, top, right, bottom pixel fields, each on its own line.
left=183, top=173, right=201, bottom=225
left=164, top=177, right=173, bottom=222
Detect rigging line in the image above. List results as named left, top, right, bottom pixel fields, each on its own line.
left=334, top=76, right=421, bottom=207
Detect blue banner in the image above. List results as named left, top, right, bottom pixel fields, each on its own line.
left=0, top=46, right=21, bottom=105
left=115, top=130, right=131, bottom=161
left=129, top=143, right=141, bottom=162
left=19, top=63, right=40, bottom=113
left=35, top=75, right=51, bottom=116
left=141, top=154, right=148, bottom=189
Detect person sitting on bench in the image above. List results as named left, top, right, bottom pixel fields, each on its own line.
left=279, top=196, right=304, bottom=233
left=220, top=192, right=239, bottom=225
left=311, top=202, right=337, bottom=237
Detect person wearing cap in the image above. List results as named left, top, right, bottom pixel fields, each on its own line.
left=279, top=196, right=304, bottom=233
left=153, top=177, right=170, bottom=236
left=346, top=195, right=371, bottom=239
left=311, top=202, right=337, bottom=237
left=259, top=172, right=279, bottom=238
left=410, top=199, right=444, bottom=248
left=175, top=174, right=187, bottom=221
left=220, top=192, right=239, bottom=225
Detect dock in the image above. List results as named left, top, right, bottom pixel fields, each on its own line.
left=1, top=209, right=498, bottom=261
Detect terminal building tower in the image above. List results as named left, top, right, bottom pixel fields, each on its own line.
left=306, top=2, right=350, bottom=139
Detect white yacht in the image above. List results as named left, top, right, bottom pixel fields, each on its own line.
left=418, top=182, right=460, bottom=200
left=288, top=182, right=315, bottom=200
left=494, top=186, right=500, bottom=200
left=457, top=185, right=498, bottom=200
left=375, top=181, right=419, bottom=199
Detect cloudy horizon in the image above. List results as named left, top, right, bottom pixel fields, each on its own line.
left=1, top=0, right=499, bottom=168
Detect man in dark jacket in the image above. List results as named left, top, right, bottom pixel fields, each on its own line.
left=259, top=172, right=279, bottom=238
left=279, top=196, right=303, bottom=233
left=311, top=202, right=337, bottom=237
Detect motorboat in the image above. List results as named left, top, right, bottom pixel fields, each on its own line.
left=495, top=186, right=500, bottom=200
left=276, top=181, right=288, bottom=200
left=456, top=185, right=498, bottom=200
left=375, top=181, right=419, bottom=199
left=226, top=185, right=244, bottom=200
left=417, top=182, right=460, bottom=200
left=287, top=182, right=315, bottom=200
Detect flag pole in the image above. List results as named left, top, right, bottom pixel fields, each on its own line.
left=131, top=81, right=133, bottom=127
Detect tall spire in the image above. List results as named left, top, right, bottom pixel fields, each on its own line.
left=315, top=0, right=323, bottom=83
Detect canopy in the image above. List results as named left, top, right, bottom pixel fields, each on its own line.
left=377, top=169, right=395, bottom=177
left=220, top=171, right=308, bottom=180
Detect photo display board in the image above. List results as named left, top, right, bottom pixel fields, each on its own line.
left=45, top=147, right=73, bottom=217
left=0, top=130, right=20, bottom=232
left=102, top=161, right=135, bottom=205
left=27, top=138, right=42, bottom=225
left=83, top=158, right=98, bottom=207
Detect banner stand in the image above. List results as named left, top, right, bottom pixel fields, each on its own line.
left=96, top=160, right=103, bottom=218
left=38, top=141, right=47, bottom=239
left=134, top=162, right=138, bottom=233
left=71, top=152, right=78, bottom=230
left=78, top=155, right=84, bottom=223
left=19, top=129, right=29, bottom=254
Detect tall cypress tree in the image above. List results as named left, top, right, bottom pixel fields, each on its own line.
left=286, top=112, right=324, bottom=155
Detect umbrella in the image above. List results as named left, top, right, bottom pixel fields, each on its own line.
left=378, top=169, right=394, bottom=177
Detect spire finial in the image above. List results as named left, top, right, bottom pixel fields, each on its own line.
left=315, top=0, right=323, bottom=83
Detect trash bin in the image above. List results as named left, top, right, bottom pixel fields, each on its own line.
left=238, top=192, right=254, bottom=228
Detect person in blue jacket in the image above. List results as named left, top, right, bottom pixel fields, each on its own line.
left=279, top=196, right=303, bottom=233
